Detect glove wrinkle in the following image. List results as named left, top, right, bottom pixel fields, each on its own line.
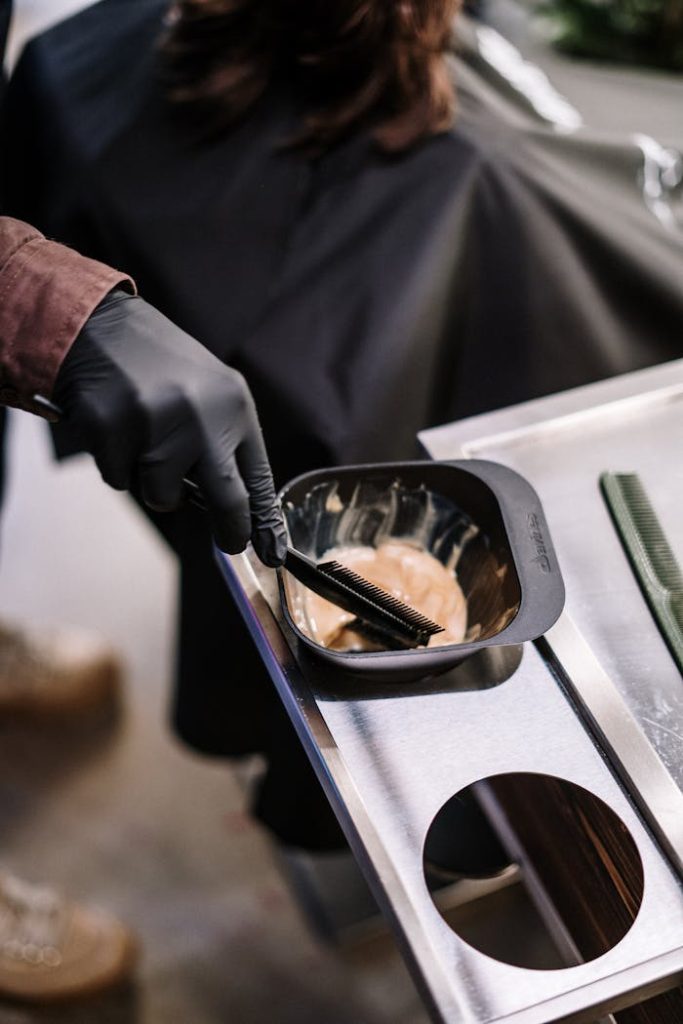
left=53, top=288, right=285, bottom=560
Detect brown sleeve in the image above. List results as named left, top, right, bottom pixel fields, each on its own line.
left=0, top=217, right=136, bottom=418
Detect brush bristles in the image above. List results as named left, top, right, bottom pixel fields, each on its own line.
left=348, top=618, right=414, bottom=651
left=319, top=560, right=445, bottom=639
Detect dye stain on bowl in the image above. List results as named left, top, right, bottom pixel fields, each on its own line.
left=278, top=460, right=565, bottom=682
left=297, top=540, right=469, bottom=652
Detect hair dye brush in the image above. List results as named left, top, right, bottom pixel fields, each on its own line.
left=182, top=479, right=444, bottom=649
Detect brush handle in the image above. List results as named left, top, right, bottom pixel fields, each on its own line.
left=283, top=547, right=325, bottom=582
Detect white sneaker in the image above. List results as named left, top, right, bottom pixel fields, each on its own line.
left=0, top=622, right=122, bottom=717
left=0, top=873, right=136, bottom=1003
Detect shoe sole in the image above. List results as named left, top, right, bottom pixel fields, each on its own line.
left=0, top=931, right=138, bottom=1005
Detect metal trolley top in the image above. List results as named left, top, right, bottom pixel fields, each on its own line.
left=217, top=359, right=683, bottom=1024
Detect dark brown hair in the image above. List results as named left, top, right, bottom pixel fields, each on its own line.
left=162, top=0, right=459, bottom=153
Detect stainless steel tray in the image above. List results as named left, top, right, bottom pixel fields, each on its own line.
left=422, top=359, right=683, bottom=877
left=218, top=359, right=683, bottom=1024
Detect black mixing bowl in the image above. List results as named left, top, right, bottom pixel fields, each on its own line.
left=278, top=460, right=564, bottom=682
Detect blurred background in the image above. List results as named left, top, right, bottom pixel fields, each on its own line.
left=0, top=6, right=430, bottom=1024
left=0, top=0, right=681, bottom=1022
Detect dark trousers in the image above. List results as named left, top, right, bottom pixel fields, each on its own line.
left=139, top=498, right=347, bottom=851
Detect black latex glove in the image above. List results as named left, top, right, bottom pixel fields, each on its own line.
left=53, top=289, right=287, bottom=565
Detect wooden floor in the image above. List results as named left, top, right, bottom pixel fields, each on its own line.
left=0, top=412, right=429, bottom=1024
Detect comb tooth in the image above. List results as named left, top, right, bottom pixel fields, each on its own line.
left=613, top=474, right=683, bottom=592
left=319, top=561, right=444, bottom=638
left=319, top=559, right=445, bottom=638
left=601, top=471, right=683, bottom=677
left=321, top=566, right=416, bottom=621
left=331, top=572, right=419, bottom=620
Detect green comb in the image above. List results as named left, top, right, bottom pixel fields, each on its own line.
left=600, top=472, right=683, bottom=677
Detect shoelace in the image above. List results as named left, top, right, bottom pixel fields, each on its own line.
left=0, top=875, right=65, bottom=966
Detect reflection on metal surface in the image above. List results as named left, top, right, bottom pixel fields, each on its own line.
left=543, top=616, right=683, bottom=878
left=473, top=773, right=644, bottom=968
left=424, top=769, right=647, bottom=973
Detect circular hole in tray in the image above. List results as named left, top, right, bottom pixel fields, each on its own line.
left=423, top=772, right=644, bottom=970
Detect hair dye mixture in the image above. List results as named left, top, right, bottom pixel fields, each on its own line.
left=301, top=540, right=467, bottom=651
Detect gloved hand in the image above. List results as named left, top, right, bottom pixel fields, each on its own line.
left=53, top=288, right=288, bottom=565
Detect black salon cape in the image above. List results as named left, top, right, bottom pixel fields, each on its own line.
left=4, top=0, right=681, bottom=847
left=0, top=2, right=9, bottom=83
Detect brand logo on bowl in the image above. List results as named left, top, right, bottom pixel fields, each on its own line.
left=527, top=513, right=552, bottom=573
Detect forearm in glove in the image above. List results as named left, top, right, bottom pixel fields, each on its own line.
left=53, top=288, right=287, bottom=565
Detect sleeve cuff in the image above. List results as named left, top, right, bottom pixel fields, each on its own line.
left=0, top=221, right=135, bottom=417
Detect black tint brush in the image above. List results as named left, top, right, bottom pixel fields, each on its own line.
left=283, top=548, right=445, bottom=649
left=182, top=478, right=444, bottom=649
left=42, top=397, right=442, bottom=651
